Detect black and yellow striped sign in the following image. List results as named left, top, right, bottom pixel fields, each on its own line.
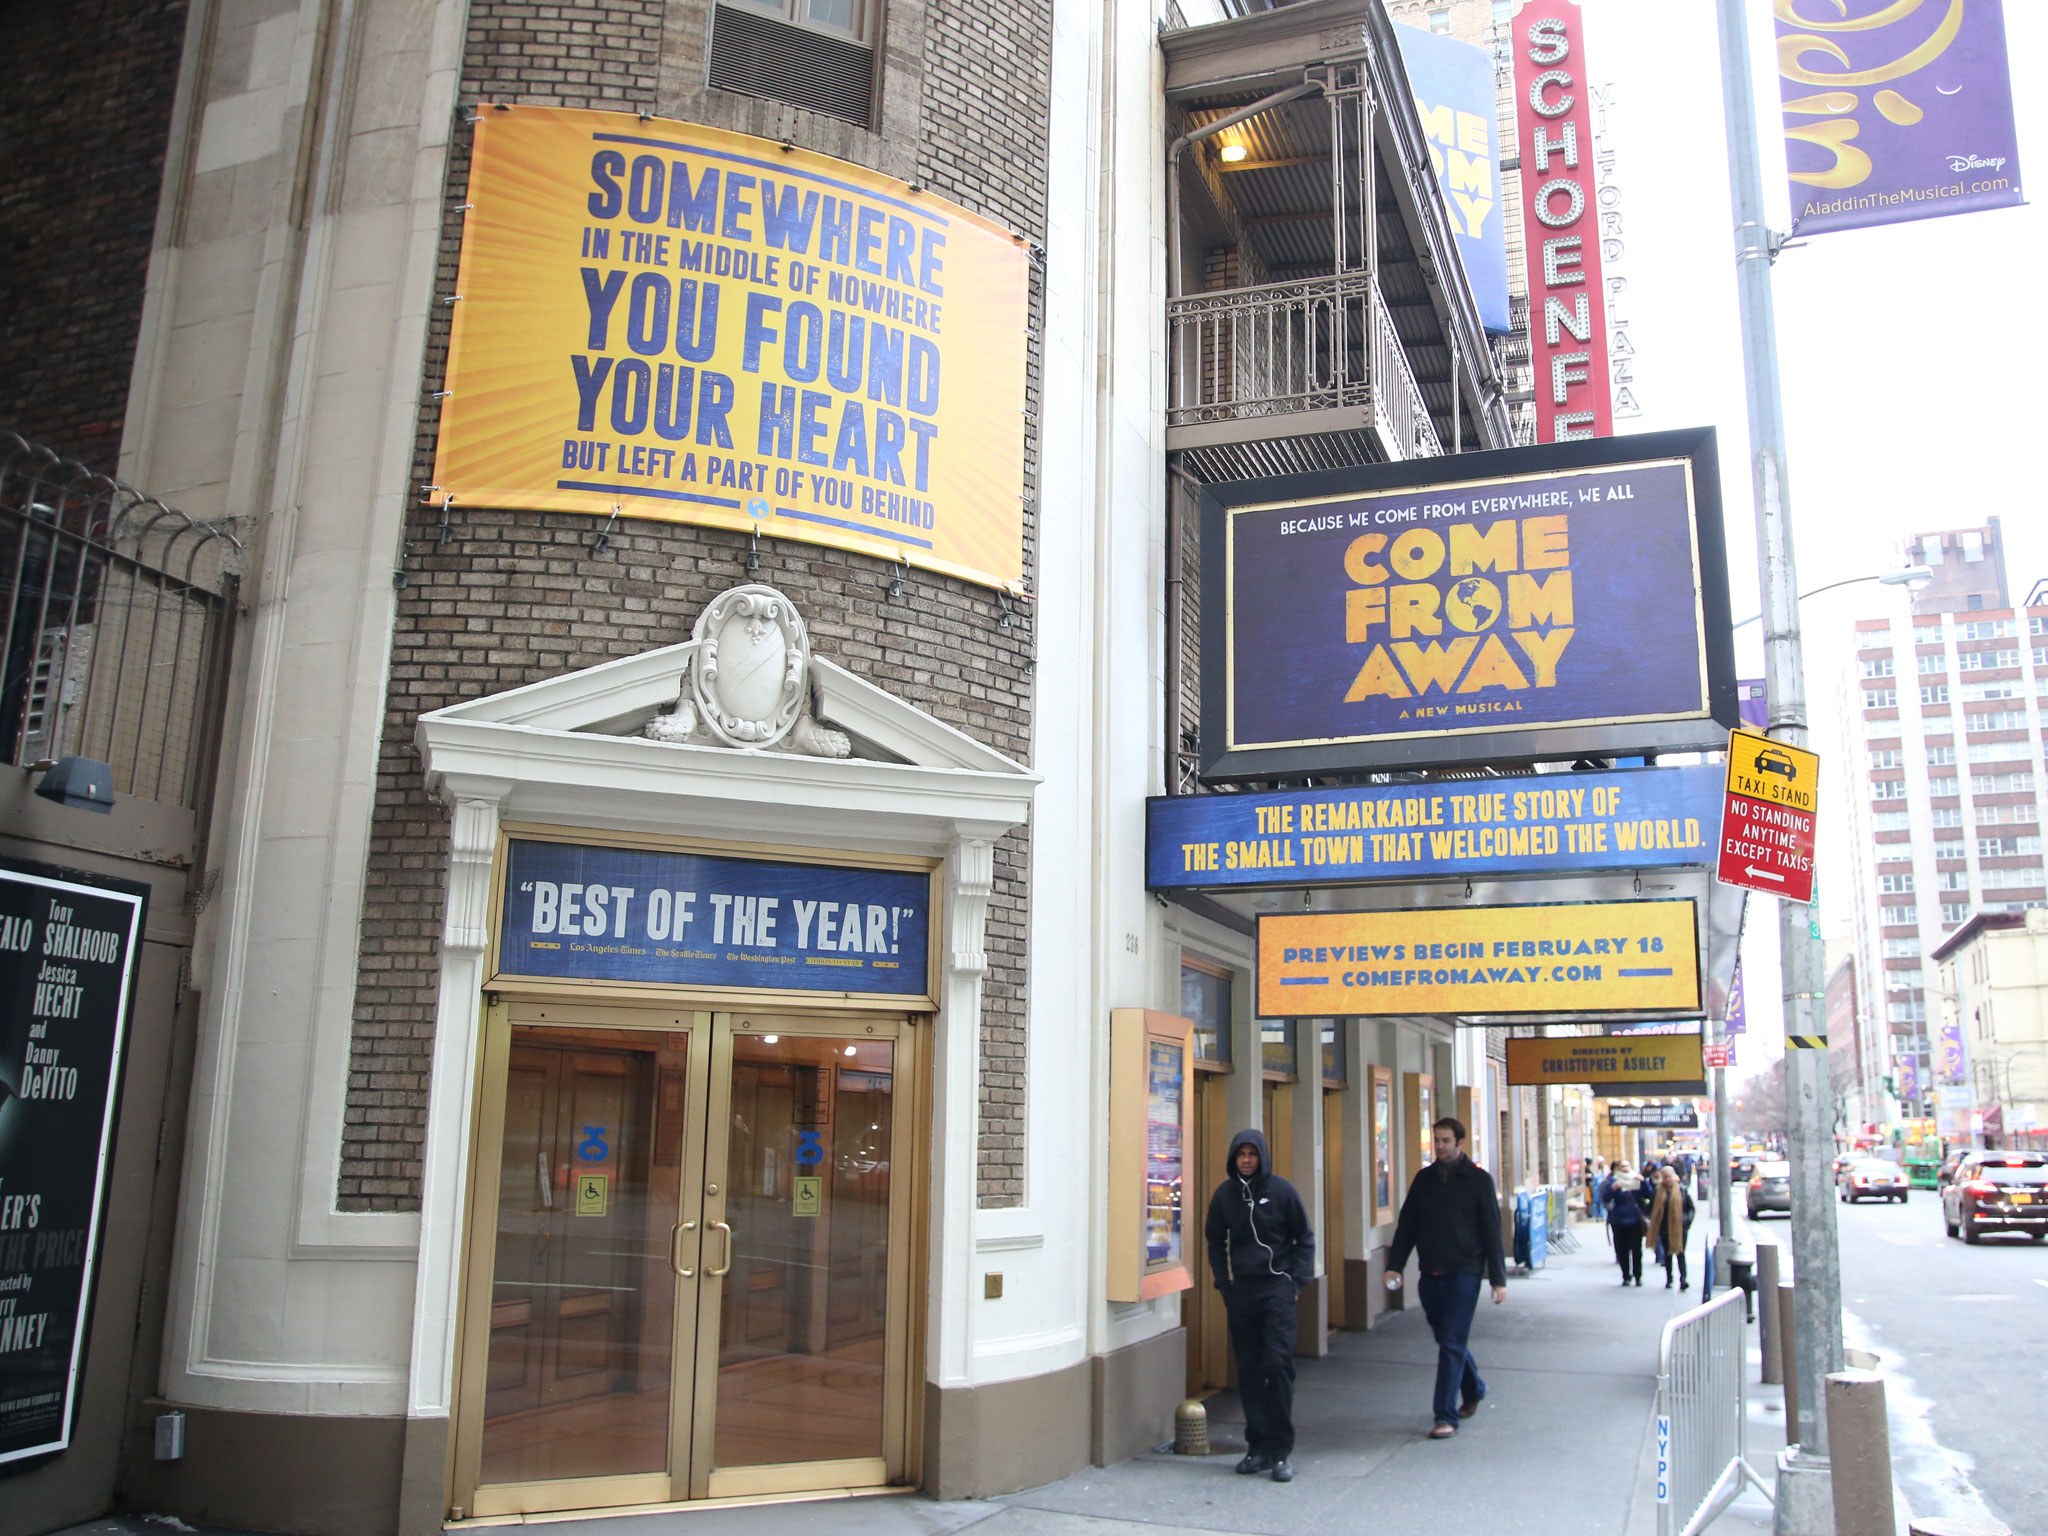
left=1786, top=1034, right=1828, bottom=1050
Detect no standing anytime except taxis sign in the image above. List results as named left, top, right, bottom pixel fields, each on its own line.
left=1717, top=727, right=1817, bottom=904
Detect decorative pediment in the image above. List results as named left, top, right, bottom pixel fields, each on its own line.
left=416, top=584, right=1035, bottom=837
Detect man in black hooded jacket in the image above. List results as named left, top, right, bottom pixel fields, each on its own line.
left=1204, top=1128, right=1314, bottom=1482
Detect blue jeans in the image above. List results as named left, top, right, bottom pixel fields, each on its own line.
left=1416, top=1271, right=1485, bottom=1427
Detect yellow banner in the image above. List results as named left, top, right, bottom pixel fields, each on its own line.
left=1506, top=1033, right=1705, bottom=1088
left=1256, top=899, right=1700, bottom=1016
left=433, top=106, right=1029, bottom=589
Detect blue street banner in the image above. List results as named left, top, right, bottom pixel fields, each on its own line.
left=1779, top=0, right=2023, bottom=236
left=1201, top=430, right=1737, bottom=780
left=496, top=840, right=931, bottom=998
left=1393, top=23, right=1510, bottom=333
left=1147, top=764, right=1719, bottom=890
left=1724, top=964, right=1746, bottom=1036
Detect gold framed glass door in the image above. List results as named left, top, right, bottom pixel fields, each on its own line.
left=452, top=1003, right=916, bottom=1518
left=691, top=1013, right=913, bottom=1500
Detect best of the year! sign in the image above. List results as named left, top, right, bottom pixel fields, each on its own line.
left=0, top=863, right=147, bottom=1465
left=433, top=106, right=1030, bottom=590
left=496, top=840, right=933, bottom=1001
left=1256, top=899, right=1700, bottom=1018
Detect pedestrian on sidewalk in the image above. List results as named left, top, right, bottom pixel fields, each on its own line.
left=1587, top=1154, right=1608, bottom=1219
left=1648, top=1165, right=1696, bottom=1290
left=1604, top=1160, right=1647, bottom=1285
left=1383, top=1117, right=1508, bottom=1440
left=1205, top=1128, right=1314, bottom=1484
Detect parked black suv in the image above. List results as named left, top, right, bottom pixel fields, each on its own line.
left=1941, top=1151, right=2048, bottom=1244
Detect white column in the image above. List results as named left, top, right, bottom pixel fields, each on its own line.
left=930, top=831, right=996, bottom=1386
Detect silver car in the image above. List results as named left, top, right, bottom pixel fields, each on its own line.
left=1747, top=1159, right=1792, bottom=1219
left=1838, top=1158, right=1907, bottom=1204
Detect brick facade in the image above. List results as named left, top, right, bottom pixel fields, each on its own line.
left=342, top=0, right=1049, bottom=1208
left=0, top=0, right=188, bottom=471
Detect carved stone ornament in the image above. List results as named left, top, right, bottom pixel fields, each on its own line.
left=644, top=584, right=852, bottom=757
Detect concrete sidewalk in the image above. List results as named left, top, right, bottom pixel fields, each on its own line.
left=64, top=1211, right=1777, bottom=1536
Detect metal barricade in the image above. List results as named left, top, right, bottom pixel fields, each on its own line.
left=1655, top=1288, right=1772, bottom=1536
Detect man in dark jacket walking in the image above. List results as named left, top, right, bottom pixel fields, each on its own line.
left=1384, top=1117, right=1508, bottom=1438
left=1205, top=1128, right=1314, bottom=1482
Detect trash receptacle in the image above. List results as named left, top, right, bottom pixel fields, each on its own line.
left=1727, top=1249, right=1757, bottom=1322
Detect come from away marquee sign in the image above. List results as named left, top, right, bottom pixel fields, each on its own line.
left=495, top=838, right=933, bottom=1001
left=1200, top=429, right=1737, bottom=780
left=1147, top=764, right=1719, bottom=890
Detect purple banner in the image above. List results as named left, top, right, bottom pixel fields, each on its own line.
left=1897, top=1051, right=1920, bottom=1105
left=1779, top=0, right=2024, bottom=236
left=1938, top=1011, right=1967, bottom=1083
left=1724, top=964, right=1747, bottom=1036
left=1737, top=678, right=1767, bottom=730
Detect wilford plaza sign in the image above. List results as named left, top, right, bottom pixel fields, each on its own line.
left=1200, top=429, right=1737, bottom=780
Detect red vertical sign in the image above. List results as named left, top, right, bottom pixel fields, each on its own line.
left=1512, top=0, right=1613, bottom=443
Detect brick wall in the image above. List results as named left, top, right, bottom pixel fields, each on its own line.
left=342, top=0, right=1049, bottom=1208
left=0, top=0, right=188, bottom=471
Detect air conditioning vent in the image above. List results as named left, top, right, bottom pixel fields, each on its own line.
left=708, top=5, right=874, bottom=129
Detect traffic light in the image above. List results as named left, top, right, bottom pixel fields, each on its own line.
left=1883, top=1075, right=1897, bottom=1098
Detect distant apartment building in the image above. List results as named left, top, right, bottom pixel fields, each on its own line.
left=1839, top=520, right=2048, bottom=1124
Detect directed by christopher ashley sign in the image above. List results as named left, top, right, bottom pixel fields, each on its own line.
left=497, top=840, right=931, bottom=999
left=1255, top=899, right=1700, bottom=1018
left=1506, top=1033, right=1707, bottom=1089
left=1224, top=459, right=1709, bottom=755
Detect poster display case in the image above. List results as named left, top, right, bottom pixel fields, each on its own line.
left=1107, top=1009, right=1195, bottom=1303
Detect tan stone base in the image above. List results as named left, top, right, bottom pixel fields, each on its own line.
left=923, top=1356, right=1092, bottom=1499
left=1090, top=1326, right=1187, bottom=1466
left=120, top=1400, right=404, bottom=1536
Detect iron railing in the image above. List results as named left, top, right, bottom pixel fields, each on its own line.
left=2, top=434, right=243, bottom=812
left=1655, top=1287, right=1772, bottom=1536
left=1166, top=273, right=1441, bottom=458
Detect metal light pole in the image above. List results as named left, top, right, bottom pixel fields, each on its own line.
left=1714, top=1, right=1844, bottom=1521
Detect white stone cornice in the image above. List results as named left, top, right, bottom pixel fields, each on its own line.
left=441, top=798, right=500, bottom=955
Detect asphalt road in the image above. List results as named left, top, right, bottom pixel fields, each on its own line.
left=1818, top=1181, right=2048, bottom=1534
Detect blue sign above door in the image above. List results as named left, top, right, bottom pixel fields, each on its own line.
left=496, top=839, right=933, bottom=999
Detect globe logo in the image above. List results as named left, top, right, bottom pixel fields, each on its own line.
left=1444, top=576, right=1502, bottom=633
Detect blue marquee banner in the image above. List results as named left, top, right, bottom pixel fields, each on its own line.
left=497, top=840, right=931, bottom=997
left=1146, top=764, right=1719, bottom=891
left=1394, top=22, right=1510, bottom=333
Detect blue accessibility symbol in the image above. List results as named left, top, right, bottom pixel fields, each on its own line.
left=793, top=1129, right=825, bottom=1168
left=577, top=1126, right=610, bottom=1162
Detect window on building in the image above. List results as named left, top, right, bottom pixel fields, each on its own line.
left=2019, top=834, right=2044, bottom=856
left=1880, top=904, right=1916, bottom=926
left=706, top=0, right=880, bottom=127
left=1967, top=711, right=2027, bottom=731
left=1181, top=961, right=1233, bottom=1066
left=1960, top=649, right=2019, bottom=671
left=1865, top=688, right=1897, bottom=709
left=1881, top=937, right=1920, bottom=958
left=1868, top=748, right=1901, bottom=768
left=1962, top=681, right=2018, bottom=701
left=1921, top=684, right=1950, bottom=705
left=1879, top=873, right=1915, bottom=893
left=1917, top=652, right=1947, bottom=674
left=1886, top=967, right=1923, bottom=989
left=1872, top=780, right=1908, bottom=800
left=1320, top=1020, right=1347, bottom=1086
left=1885, top=998, right=1926, bottom=1023
left=1958, top=619, right=2015, bottom=640
left=2035, top=645, right=2048, bottom=665
left=1861, top=657, right=1895, bottom=679
left=1937, top=870, right=1968, bottom=891
left=1934, top=839, right=1966, bottom=860
left=1429, top=6, right=1452, bottom=32
left=1972, top=771, right=2036, bottom=794
left=1261, top=1018, right=1299, bottom=1077
left=1967, top=741, right=2023, bottom=764
left=1872, top=810, right=1910, bottom=831
left=1941, top=902, right=1971, bottom=926
left=1926, top=744, right=1957, bottom=765
left=1932, top=806, right=1965, bottom=827
left=1928, top=776, right=1959, bottom=797
left=1982, top=866, right=2045, bottom=890
left=2033, top=616, right=2048, bottom=636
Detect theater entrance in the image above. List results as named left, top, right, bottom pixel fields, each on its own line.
left=450, top=1001, right=921, bottom=1518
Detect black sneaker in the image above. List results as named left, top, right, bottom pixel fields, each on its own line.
left=1270, top=1458, right=1295, bottom=1482
left=1236, top=1451, right=1273, bottom=1475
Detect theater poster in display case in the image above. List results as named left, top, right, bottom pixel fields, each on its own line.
left=1107, top=1009, right=1194, bottom=1302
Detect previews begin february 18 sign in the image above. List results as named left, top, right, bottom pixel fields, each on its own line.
left=496, top=839, right=933, bottom=1001
left=0, top=863, right=147, bottom=1465
left=1202, top=431, right=1736, bottom=780
left=433, top=106, right=1029, bottom=590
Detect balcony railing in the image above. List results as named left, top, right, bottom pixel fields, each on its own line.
left=1166, top=272, right=1440, bottom=462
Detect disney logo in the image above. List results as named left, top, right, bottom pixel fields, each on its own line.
left=1947, top=153, right=2007, bottom=173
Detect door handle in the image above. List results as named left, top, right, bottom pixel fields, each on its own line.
left=670, top=1219, right=697, bottom=1279
left=706, top=1220, right=734, bottom=1277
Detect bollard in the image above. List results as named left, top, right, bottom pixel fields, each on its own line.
left=1826, top=1370, right=1896, bottom=1536
left=1778, top=1282, right=1799, bottom=1442
left=1756, top=1241, right=1782, bottom=1384
left=1172, top=1398, right=1208, bottom=1456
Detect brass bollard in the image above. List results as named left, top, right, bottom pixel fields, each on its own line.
left=1173, top=1398, right=1209, bottom=1456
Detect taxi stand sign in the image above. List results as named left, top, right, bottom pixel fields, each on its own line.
left=1716, top=727, right=1818, bottom=905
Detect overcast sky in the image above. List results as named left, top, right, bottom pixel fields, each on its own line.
left=1575, top=0, right=2044, bottom=1077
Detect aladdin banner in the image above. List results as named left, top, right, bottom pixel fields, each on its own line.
left=1938, top=1009, right=1966, bottom=1084
left=433, top=106, right=1029, bottom=589
left=1779, top=0, right=2023, bottom=235
left=1201, top=431, right=1737, bottom=779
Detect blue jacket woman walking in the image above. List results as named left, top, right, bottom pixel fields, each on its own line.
left=1602, top=1164, right=1650, bottom=1285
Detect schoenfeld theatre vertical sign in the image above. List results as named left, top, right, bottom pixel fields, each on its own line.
left=0, top=861, right=146, bottom=1464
